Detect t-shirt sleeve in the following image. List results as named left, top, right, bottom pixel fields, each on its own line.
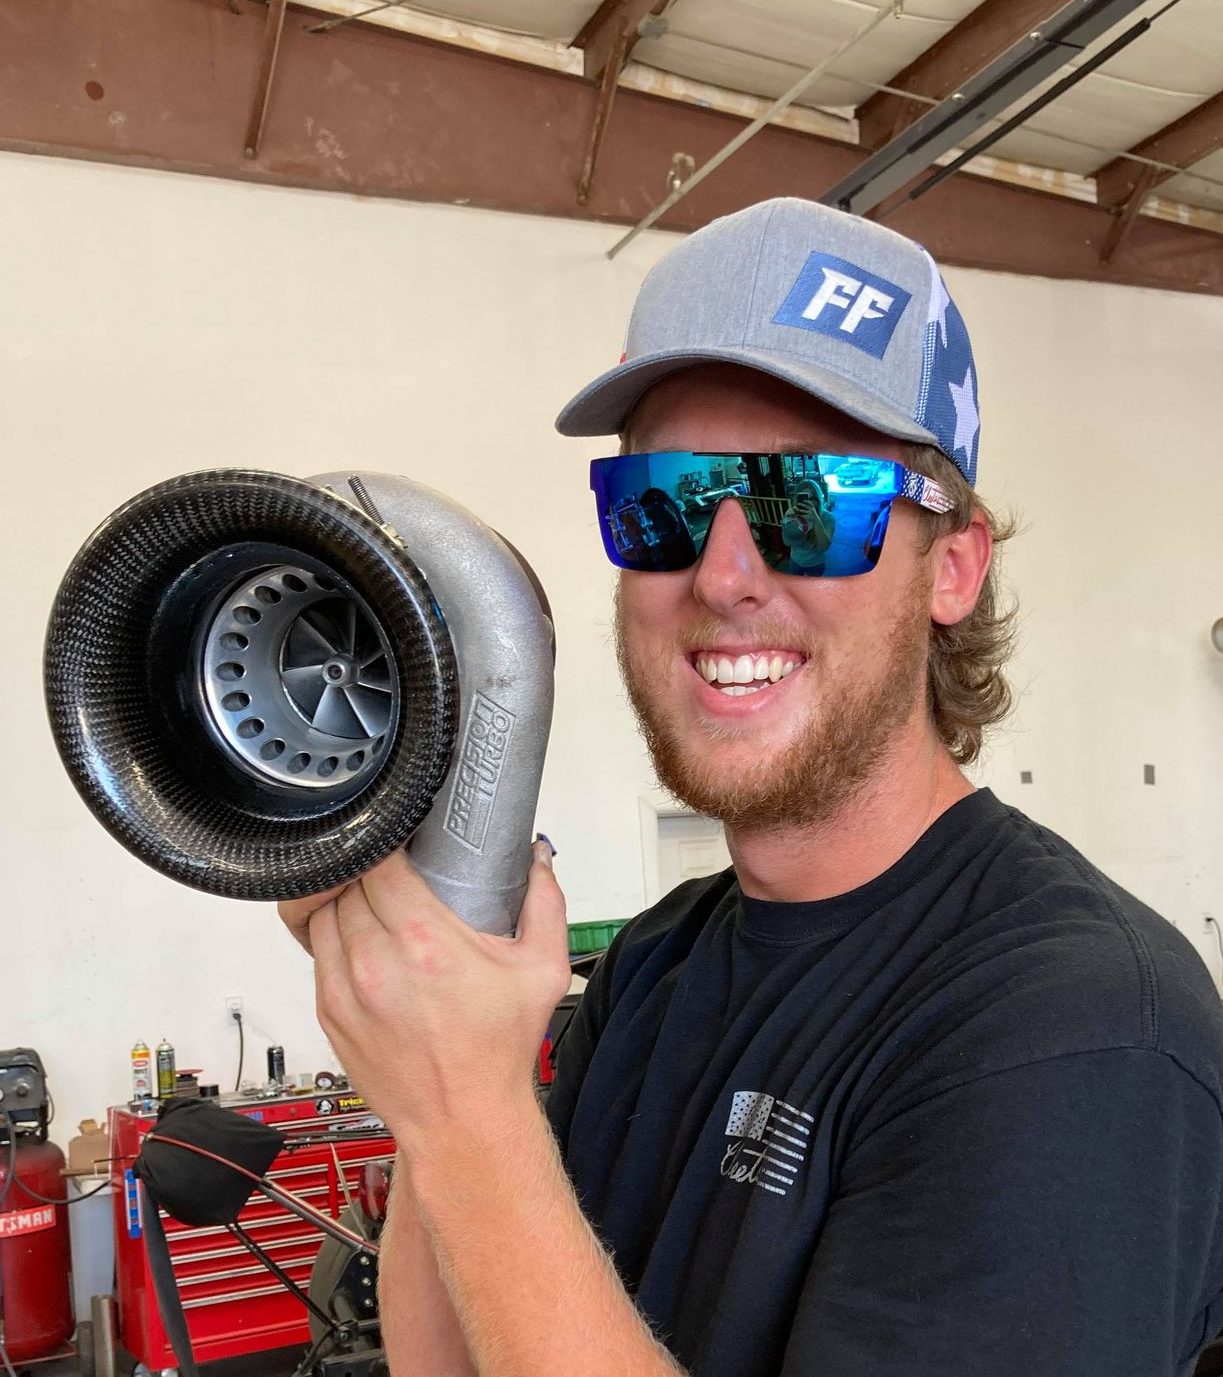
left=783, top=1048, right=1223, bottom=1376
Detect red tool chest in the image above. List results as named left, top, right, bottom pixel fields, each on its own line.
left=109, top=1093, right=394, bottom=1368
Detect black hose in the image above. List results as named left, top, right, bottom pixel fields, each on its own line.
left=11, top=1174, right=111, bottom=1206
left=0, top=1112, right=15, bottom=1213
left=234, top=1011, right=246, bottom=1093
left=0, top=1107, right=110, bottom=1207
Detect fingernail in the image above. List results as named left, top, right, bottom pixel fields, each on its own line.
left=535, top=832, right=557, bottom=858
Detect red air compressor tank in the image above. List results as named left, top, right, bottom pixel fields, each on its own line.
left=0, top=1135, right=74, bottom=1361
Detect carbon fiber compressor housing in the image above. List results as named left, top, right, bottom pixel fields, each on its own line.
left=44, top=470, right=458, bottom=903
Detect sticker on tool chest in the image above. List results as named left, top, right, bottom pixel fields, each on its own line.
left=315, top=1092, right=366, bottom=1116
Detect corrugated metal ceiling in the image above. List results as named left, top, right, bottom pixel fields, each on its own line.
left=323, top=0, right=1223, bottom=217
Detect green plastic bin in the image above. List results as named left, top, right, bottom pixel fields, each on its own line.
left=567, top=919, right=629, bottom=956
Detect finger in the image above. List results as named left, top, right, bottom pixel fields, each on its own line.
left=278, top=881, right=355, bottom=954
left=333, top=879, right=388, bottom=958
left=309, top=902, right=355, bottom=1041
left=276, top=902, right=314, bottom=956
left=307, top=898, right=347, bottom=973
left=515, top=844, right=570, bottom=971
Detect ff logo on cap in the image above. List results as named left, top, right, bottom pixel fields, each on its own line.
left=773, top=251, right=911, bottom=361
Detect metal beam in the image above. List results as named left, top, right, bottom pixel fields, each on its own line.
left=244, top=0, right=287, bottom=159
left=857, top=0, right=1067, bottom=150
left=577, top=18, right=629, bottom=205
left=0, top=0, right=1218, bottom=295
left=572, top=0, right=668, bottom=83
left=608, top=1, right=898, bottom=257
left=1095, top=90, right=1223, bottom=207
left=572, top=0, right=670, bottom=201
left=876, top=13, right=1153, bottom=219
left=1100, top=162, right=1158, bottom=263
left=305, top=1, right=411, bottom=35
left=822, top=0, right=1150, bottom=217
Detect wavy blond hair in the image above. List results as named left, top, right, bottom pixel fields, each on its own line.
left=903, top=443, right=1019, bottom=765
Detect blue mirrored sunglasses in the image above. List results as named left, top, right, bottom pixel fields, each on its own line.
left=590, top=451, right=953, bottom=578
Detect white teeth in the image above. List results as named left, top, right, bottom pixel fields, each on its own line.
left=694, top=652, right=804, bottom=687
left=719, top=683, right=763, bottom=697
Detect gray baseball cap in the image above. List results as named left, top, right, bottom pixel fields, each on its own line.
left=555, top=197, right=981, bottom=485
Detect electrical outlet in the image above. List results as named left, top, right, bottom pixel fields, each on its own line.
left=225, top=996, right=244, bottom=1022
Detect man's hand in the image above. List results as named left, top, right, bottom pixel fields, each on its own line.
left=277, top=841, right=571, bottom=1150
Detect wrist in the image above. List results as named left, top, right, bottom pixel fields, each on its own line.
left=400, top=1084, right=549, bottom=1209
left=377, top=1061, right=541, bottom=1152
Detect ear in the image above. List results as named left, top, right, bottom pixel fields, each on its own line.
left=929, top=511, right=992, bottom=627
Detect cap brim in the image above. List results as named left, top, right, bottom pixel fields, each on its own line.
left=555, top=346, right=939, bottom=452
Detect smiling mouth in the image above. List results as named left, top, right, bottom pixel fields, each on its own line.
left=691, top=651, right=805, bottom=698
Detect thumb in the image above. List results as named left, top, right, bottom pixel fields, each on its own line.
left=515, top=841, right=570, bottom=969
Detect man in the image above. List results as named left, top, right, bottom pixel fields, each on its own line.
left=280, top=199, right=1223, bottom=1375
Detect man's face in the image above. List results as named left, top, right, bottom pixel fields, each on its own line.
left=613, top=364, right=938, bottom=832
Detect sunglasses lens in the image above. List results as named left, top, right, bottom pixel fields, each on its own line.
left=591, top=453, right=903, bottom=576
left=591, top=452, right=701, bottom=572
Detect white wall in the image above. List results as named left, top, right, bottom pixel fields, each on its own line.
left=969, top=271, right=1223, bottom=946
left=1, top=150, right=1221, bottom=1139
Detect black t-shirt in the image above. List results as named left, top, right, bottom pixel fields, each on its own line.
left=547, top=789, right=1223, bottom=1377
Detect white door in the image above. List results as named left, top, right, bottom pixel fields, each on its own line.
left=656, top=812, right=732, bottom=898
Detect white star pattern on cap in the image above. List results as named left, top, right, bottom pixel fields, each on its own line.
left=928, top=272, right=951, bottom=349
left=948, top=366, right=979, bottom=459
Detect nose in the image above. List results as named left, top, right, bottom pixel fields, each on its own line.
left=691, top=498, right=775, bottom=616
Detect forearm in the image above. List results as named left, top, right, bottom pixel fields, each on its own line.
left=379, top=1157, right=477, bottom=1377
left=405, top=1093, right=686, bottom=1377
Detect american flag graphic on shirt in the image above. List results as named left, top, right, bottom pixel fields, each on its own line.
left=720, top=1090, right=812, bottom=1198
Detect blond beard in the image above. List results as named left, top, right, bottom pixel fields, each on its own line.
left=613, top=579, right=932, bottom=833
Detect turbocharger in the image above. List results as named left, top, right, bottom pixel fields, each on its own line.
left=44, top=469, right=554, bottom=936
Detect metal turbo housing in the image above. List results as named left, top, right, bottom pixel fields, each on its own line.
left=44, top=469, right=554, bottom=934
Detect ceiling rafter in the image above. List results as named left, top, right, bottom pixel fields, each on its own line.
left=856, top=0, right=1068, bottom=150
left=571, top=0, right=670, bottom=206
left=244, top=0, right=287, bottom=159
left=1, top=0, right=1220, bottom=293
left=1095, top=90, right=1223, bottom=207
left=577, top=19, right=629, bottom=204
left=1100, top=162, right=1158, bottom=262
left=572, top=0, right=669, bottom=83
